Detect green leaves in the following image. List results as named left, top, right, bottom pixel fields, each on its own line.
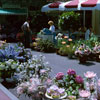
left=58, top=11, right=81, bottom=31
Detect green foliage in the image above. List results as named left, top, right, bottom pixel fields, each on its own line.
left=58, top=11, right=81, bottom=31
left=36, top=39, right=56, bottom=53
left=58, top=43, right=76, bottom=57
left=66, top=43, right=76, bottom=56
left=75, top=35, right=99, bottom=49
left=58, top=46, right=68, bottom=56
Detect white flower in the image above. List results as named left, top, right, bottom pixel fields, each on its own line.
left=8, top=59, right=14, bottom=62
left=29, top=64, right=34, bottom=68
left=17, top=87, right=24, bottom=95
left=0, top=64, right=5, bottom=70
left=5, top=61, right=11, bottom=66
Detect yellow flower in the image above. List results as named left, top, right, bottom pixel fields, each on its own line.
left=62, top=41, right=66, bottom=45
left=79, top=47, right=82, bottom=50
left=33, top=42, right=37, bottom=46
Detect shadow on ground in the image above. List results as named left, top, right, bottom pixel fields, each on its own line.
left=79, top=61, right=96, bottom=66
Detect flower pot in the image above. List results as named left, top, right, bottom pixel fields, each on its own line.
left=68, top=54, right=73, bottom=59
left=79, top=57, right=87, bottom=63
left=96, top=55, right=100, bottom=62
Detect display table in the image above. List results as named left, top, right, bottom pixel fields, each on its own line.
left=37, top=34, right=54, bottom=42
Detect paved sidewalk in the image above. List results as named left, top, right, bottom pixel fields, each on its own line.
left=0, top=84, right=19, bottom=100
left=0, top=89, right=11, bottom=100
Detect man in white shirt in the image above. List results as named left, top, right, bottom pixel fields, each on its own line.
left=21, top=18, right=31, bottom=48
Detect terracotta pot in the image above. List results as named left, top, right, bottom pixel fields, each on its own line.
left=79, top=57, right=87, bottom=63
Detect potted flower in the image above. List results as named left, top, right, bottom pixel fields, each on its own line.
left=0, top=59, right=19, bottom=82
left=17, top=55, right=52, bottom=99
left=92, top=45, right=100, bottom=62
left=75, top=44, right=91, bottom=63
left=45, top=85, right=67, bottom=99
left=54, top=69, right=84, bottom=98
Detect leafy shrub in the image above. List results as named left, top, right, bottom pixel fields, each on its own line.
left=58, top=11, right=81, bottom=31
left=58, top=43, right=76, bottom=57
left=35, top=39, right=56, bottom=53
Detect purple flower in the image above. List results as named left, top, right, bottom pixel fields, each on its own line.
left=67, top=69, right=76, bottom=76
left=75, top=75, right=83, bottom=84
left=56, top=72, right=64, bottom=80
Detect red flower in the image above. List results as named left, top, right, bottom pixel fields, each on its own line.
left=67, top=69, right=76, bottom=76
left=56, top=72, right=64, bottom=80
left=75, top=75, right=83, bottom=84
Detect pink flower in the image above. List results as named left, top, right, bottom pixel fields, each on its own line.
left=56, top=72, right=64, bottom=80
left=28, top=85, right=37, bottom=93
left=20, top=83, right=29, bottom=89
left=17, top=87, right=24, bottom=95
left=75, top=75, right=83, bottom=84
left=67, top=69, right=76, bottom=76
left=98, top=79, right=100, bottom=86
left=40, top=69, right=47, bottom=74
left=46, top=79, right=52, bottom=85
left=79, top=90, right=90, bottom=98
left=84, top=71, right=96, bottom=78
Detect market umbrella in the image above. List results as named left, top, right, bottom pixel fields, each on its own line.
left=41, top=1, right=63, bottom=12
left=61, top=0, right=86, bottom=26
left=80, top=0, right=100, bottom=10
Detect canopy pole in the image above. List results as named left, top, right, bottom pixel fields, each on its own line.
left=83, top=10, right=85, bottom=27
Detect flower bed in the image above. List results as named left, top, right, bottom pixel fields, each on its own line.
left=16, top=64, right=100, bottom=100
left=17, top=55, right=52, bottom=99
left=0, top=43, right=32, bottom=62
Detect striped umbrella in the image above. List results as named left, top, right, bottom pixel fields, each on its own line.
left=61, top=0, right=100, bottom=11
left=80, top=0, right=100, bottom=10
left=41, top=1, right=63, bottom=12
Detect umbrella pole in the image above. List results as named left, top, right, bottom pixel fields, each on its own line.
left=83, top=10, right=85, bottom=27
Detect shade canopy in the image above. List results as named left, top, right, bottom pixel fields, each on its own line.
left=41, top=0, right=100, bottom=12
left=41, top=1, right=62, bottom=12
left=80, top=0, right=100, bottom=10
left=0, top=8, right=27, bottom=15
left=62, top=0, right=100, bottom=11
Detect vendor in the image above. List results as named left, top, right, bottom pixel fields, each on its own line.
left=48, top=21, right=55, bottom=33
left=48, top=20, right=56, bottom=44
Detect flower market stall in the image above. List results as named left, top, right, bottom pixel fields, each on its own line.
left=16, top=66, right=100, bottom=100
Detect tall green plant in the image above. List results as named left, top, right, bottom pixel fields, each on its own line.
left=58, top=11, right=81, bottom=31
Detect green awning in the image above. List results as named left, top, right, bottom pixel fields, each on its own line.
left=0, top=8, right=27, bottom=15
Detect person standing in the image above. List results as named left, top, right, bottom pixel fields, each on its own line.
left=21, top=18, right=31, bottom=48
